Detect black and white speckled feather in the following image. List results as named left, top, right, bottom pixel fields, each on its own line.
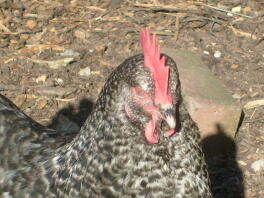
left=0, top=54, right=212, bottom=197
left=0, top=94, right=77, bottom=170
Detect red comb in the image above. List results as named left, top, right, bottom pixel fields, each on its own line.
left=140, top=28, right=172, bottom=105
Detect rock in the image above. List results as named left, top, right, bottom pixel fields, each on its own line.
left=231, top=6, right=241, bottom=13
left=47, top=58, right=74, bottom=69
left=35, top=75, right=47, bottom=83
left=214, top=51, right=222, bottom=58
left=231, top=64, right=238, bottom=69
left=79, top=67, right=91, bottom=77
left=203, top=51, right=210, bottom=55
left=163, top=48, right=242, bottom=140
left=26, top=19, right=37, bottom=30
left=59, top=49, right=80, bottom=57
left=251, top=160, right=264, bottom=172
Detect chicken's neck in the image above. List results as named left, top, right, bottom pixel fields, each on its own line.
left=46, top=83, right=137, bottom=187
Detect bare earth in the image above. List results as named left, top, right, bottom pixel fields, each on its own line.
left=0, top=0, right=263, bottom=197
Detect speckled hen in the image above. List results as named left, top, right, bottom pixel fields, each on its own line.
left=0, top=29, right=212, bottom=197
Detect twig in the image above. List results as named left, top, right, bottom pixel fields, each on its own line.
left=0, top=83, right=57, bottom=91
left=26, top=57, right=75, bottom=69
left=126, top=29, right=175, bottom=36
left=17, top=44, right=65, bottom=53
left=174, top=17, right=180, bottom=41
left=198, top=3, right=253, bottom=19
left=80, top=6, right=106, bottom=12
left=55, top=98, right=76, bottom=102
left=133, top=3, right=201, bottom=15
left=244, top=118, right=264, bottom=123
left=228, top=25, right=257, bottom=39
left=155, top=31, right=175, bottom=36
left=0, top=29, right=42, bottom=35
left=182, top=16, right=223, bottom=25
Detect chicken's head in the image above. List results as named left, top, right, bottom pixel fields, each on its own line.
left=122, top=29, right=180, bottom=144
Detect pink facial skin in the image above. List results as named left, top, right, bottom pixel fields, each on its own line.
left=125, top=87, right=175, bottom=144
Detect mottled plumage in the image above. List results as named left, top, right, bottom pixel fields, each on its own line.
left=0, top=30, right=212, bottom=197
left=0, top=94, right=77, bottom=169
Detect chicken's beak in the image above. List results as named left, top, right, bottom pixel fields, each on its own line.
left=165, top=114, right=176, bottom=129
left=163, top=108, right=176, bottom=129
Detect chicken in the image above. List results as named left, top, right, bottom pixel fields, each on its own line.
left=0, top=94, right=77, bottom=170
left=0, top=29, right=212, bottom=197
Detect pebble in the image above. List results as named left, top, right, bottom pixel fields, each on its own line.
left=231, top=6, right=241, bottom=13
left=26, top=19, right=37, bottom=30
left=54, top=78, right=64, bottom=85
left=59, top=49, right=80, bottom=57
left=231, top=64, right=238, bottom=69
left=79, top=67, right=91, bottom=77
left=35, top=75, right=47, bottom=83
left=214, top=51, right=222, bottom=58
left=251, top=160, right=264, bottom=172
left=232, top=93, right=243, bottom=99
left=203, top=51, right=210, bottom=55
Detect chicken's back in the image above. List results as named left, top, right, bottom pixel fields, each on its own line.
left=0, top=94, right=76, bottom=170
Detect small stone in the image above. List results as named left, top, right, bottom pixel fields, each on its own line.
left=214, top=51, right=222, bottom=58
left=49, top=27, right=57, bottom=33
left=26, top=19, right=37, bottom=30
left=232, top=93, right=243, bottom=99
left=231, top=64, right=238, bottom=69
left=55, top=78, right=64, bottom=84
left=35, top=75, right=47, bottom=83
left=20, top=34, right=29, bottom=40
left=59, top=49, right=80, bottom=57
left=79, top=67, right=91, bottom=77
left=203, top=51, right=210, bottom=55
left=231, top=6, right=241, bottom=13
left=238, top=160, right=247, bottom=166
left=47, top=58, right=74, bottom=69
left=251, top=160, right=264, bottom=172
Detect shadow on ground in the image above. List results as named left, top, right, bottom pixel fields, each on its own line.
left=48, top=98, right=93, bottom=133
left=202, top=124, right=244, bottom=198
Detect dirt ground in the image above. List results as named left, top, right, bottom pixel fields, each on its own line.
left=0, top=0, right=263, bottom=197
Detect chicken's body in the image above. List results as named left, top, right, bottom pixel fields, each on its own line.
left=0, top=30, right=212, bottom=197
